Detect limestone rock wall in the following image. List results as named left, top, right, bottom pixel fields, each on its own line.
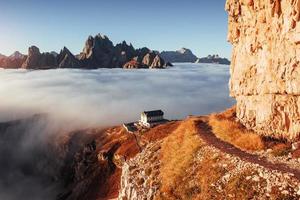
left=226, top=0, right=300, bottom=140
left=118, top=142, right=161, bottom=200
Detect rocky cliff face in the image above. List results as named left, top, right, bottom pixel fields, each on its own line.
left=22, top=46, right=57, bottom=69
left=78, top=34, right=118, bottom=69
left=226, top=0, right=300, bottom=140
left=118, top=142, right=161, bottom=200
left=57, top=47, right=81, bottom=68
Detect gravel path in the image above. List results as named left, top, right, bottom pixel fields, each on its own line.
left=196, top=119, right=300, bottom=180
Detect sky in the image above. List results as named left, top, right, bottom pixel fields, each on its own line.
left=0, top=0, right=231, bottom=58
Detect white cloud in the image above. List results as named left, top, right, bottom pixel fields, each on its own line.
left=0, top=63, right=235, bottom=199
left=0, top=63, right=234, bottom=128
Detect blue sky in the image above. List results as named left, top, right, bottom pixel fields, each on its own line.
left=0, top=0, right=231, bottom=58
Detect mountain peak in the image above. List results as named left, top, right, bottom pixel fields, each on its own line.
left=177, top=48, right=192, bottom=54
left=95, top=33, right=109, bottom=40
left=0, top=53, right=6, bottom=59
left=160, top=48, right=197, bottom=63
left=9, top=51, right=24, bottom=59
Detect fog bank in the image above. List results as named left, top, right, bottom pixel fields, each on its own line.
left=0, top=63, right=234, bottom=200
left=0, top=63, right=234, bottom=127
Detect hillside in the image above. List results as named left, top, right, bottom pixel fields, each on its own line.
left=119, top=108, right=300, bottom=199
left=2, top=108, right=299, bottom=199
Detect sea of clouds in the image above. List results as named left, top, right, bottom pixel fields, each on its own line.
left=0, top=63, right=235, bottom=200
left=0, top=63, right=235, bottom=127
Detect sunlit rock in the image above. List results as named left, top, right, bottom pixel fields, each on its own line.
left=226, top=0, right=300, bottom=140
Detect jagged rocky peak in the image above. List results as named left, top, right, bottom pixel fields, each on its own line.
left=226, top=0, right=300, bottom=140
left=176, top=47, right=193, bottom=54
left=79, top=33, right=116, bottom=68
left=1, top=33, right=171, bottom=69
left=142, top=52, right=156, bottom=66
left=116, top=40, right=134, bottom=50
left=150, top=55, right=166, bottom=68
left=81, top=34, right=109, bottom=58
left=59, top=46, right=73, bottom=56
left=115, top=41, right=136, bottom=60
left=28, top=45, right=41, bottom=56
left=50, top=51, right=58, bottom=57
left=9, top=51, right=25, bottom=59
left=57, top=47, right=81, bottom=68
left=22, top=46, right=57, bottom=69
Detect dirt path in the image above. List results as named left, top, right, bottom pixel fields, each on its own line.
left=196, top=119, right=300, bottom=180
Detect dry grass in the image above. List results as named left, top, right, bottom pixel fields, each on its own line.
left=224, top=170, right=260, bottom=199
left=208, top=107, right=265, bottom=151
left=142, top=121, right=181, bottom=142
left=292, top=149, right=300, bottom=158
left=271, top=143, right=291, bottom=157
left=158, top=119, right=203, bottom=198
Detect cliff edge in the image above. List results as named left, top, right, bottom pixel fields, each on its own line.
left=226, top=0, right=300, bottom=140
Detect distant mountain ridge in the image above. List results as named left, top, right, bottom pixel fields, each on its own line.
left=0, top=37, right=230, bottom=69
left=0, top=51, right=27, bottom=69
left=160, top=48, right=198, bottom=63
left=196, top=54, right=230, bottom=65
left=159, top=48, right=230, bottom=65
left=0, top=34, right=171, bottom=70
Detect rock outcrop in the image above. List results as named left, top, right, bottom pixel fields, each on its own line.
left=150, top=55, right=166, bottom=68
left=123, top=60, right=145, bottom=69
left=22, top=46, right=57, bottom=69
left=226, top=0, right=300, bottom=140
left=160, top=48, right=198, bottom=63
left=196, top=54, right=230, bottom=65
left=115, top=41, right=136, bottom=66
left=57, top=47, right=81, bottom=68
left=123, top=53, right=171, bottom=69
left=118, top=142, right=161, bottom=200
left=78, top=34, right=117, bottom=69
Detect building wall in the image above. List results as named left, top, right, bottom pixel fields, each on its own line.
left=140, top=114, right=163, bottom=125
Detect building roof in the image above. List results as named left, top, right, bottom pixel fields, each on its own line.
left=142, top=110, right=164, bottom=117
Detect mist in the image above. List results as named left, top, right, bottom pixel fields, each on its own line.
left=0, top=63, right=234, bottom=128
left=0, top=63, right=235, bottom=200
